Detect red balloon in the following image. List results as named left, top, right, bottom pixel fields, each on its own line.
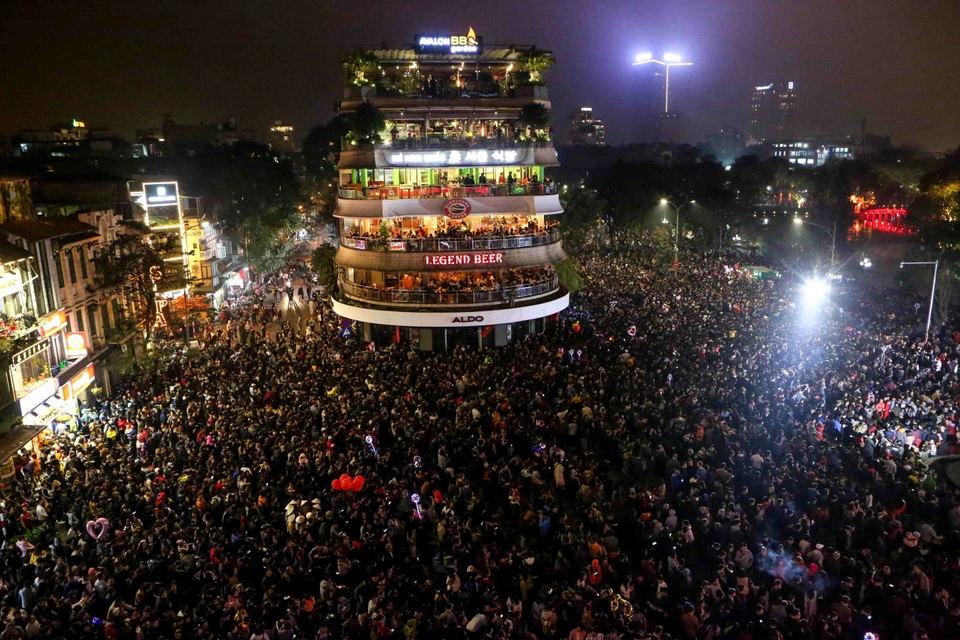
left=433, top=490, right=443, bottom=503
left=332, top=479, right=342, bottom=491
left=339, top=473, right=352, bottom=487
left=352, top=475, right=365, bottom=491
left=341, top=477, right=354, bottom=492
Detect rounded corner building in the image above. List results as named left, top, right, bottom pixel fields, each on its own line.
left=332, top=30, right=569, bottom=351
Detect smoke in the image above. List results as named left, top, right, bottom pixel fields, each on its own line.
left=755, top=545, right=835, bottom=594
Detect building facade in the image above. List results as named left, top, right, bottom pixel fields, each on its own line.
left=332, top=34, right=569, bottom=350
left=569, top=108, right=606, bottom=146
left=749, top=81, right=798, bottom=144
left=269, top=121, right=298, bottom=154
left=771, top=139, right=856, bottom=166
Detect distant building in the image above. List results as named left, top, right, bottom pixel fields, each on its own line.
left=771, top=136, right=856, bottom=166
left=10, top=120, right=124, bottom=158
left=569, top=108, right=606, bottom=146
left=136, top=116, right=256, bottom=156
left=749, top=81, right=798, bottom=143
left=269, top=120, right=298, bottom=154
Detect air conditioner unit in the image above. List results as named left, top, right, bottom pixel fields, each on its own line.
left=121, top=343, right=128, bottom=353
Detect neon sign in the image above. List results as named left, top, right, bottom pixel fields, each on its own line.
left=416, top=27, right=482, bottom=54
left=386, top=149, right=518, bottom=166
left=424, top=252, right=503, bottom=266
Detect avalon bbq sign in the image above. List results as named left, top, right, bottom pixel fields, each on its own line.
left=416, top=27, right=482, bottom=55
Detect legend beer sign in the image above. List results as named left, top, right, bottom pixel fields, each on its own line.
left=424, top=252, right=503, bottom=267
left=416, top=27, right=482, bottom=54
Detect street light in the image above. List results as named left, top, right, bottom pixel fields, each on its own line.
left=901, top=260, right=938, bottom=344
left=634, top=53, right=693, bottom=113
left=794, top=218, right=837, bottom=274
left=660, top=199, right=696, bottom=263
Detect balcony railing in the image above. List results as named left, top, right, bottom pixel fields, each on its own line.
left=340, top=275, right=559, bottom=306
left=381, top=137, right=545, bottom=151
left=341, top=229, right=561, bottom=252
left=339, top=182, right=557, bottom=200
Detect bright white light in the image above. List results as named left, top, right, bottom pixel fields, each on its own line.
left=636, top=52, right=653, bottom=62
left=660, top=198, right=669, bottom=204
left=801, top=279, right=831, bottom=304
left=793, top=217, right=803, bottom=225
left=663, top=53, right=682, bottom=62
left=662, top=218, right=670, bottom=224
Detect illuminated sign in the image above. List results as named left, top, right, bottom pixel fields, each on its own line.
left=389, top=241, right=406, bottom=251
left=12, top=339, right=50, bottom=365
left=788, top=81, right=794, bottom=90
left=755, top=84, right=773, bottom=91
left=416, top=27, right=482, bottom=54
left=443, top=198, right=471, bottom=219
left=65, top=332, right=88, bottom=359
left=72, top=119, right=86, bottom=128
left=143, top=182, right=179, bottom=205
left=424, top=252, right=503, bottom=266
left=150, top=265, right=164, bottom=281
left=61, top=363, right=95, bottom=401
left=355, top=239, right=367, bottom=250
left=19, top=378, right=56, bottom=416
left=154, top=298, right=169, bottom=328
left=452, top=315, right=484, bottom=323
left=386, top=149, right=518, bottom=166
left=39, top=309, right=67, bottom=338
left=0, top=270, right=22, bottom=298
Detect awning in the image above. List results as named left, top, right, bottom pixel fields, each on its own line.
left=0, top=425, right=48, bottom=464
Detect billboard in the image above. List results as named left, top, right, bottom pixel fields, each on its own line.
left=142, top=181, right=181, bottom=228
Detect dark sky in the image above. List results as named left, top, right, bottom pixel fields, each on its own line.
left=2, top=0, right=958, bottom=150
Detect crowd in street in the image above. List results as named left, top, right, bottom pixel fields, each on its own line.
left=2, top=248, right=960, bottom=640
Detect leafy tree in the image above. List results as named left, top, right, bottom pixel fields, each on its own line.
left=559, top=188, right=607, bottom=253
left=311, top=244, right=338, bottom=291
left=516, top=47, right=555, bottom=84
left=554, top=257, right=583, bottom=293
left=91, top=230, right=191, bottom=339
left=517, top=103, right=551, bottom=134
left=342, top=49, right=379, bottom=86
left=347, top=103, right=386, bottom=144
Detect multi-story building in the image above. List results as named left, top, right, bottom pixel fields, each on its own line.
left=771, top=138, right=856, bottom=166
left=749, top=81, right=798, bottom=144
left=569, top=108, right=606, bottom=146
left=269, top=120, right=298, bottom=154
left=10, top=120, right=122, bottom=157
left=332, top=33, right=569, bottom=350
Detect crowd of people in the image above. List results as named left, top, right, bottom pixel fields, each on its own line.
left=1, top=247, right=960, bottom=640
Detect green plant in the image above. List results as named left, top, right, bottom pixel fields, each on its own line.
left=311, top=244, right=337, bottom=292
left=378, top=221, right=390, bottom=238
left=516, top=47, right=555, bottom=84
left=342, top=49, right=379, bottom=86
left=554, top=258, right=584, bottom=294
left=517, top=103, right=552, bottom=137
left=347, top=103, right=386, bottom=144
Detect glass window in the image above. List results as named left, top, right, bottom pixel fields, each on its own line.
left=11, top=347, right=51, bottom=399
left=79, top=247, right=88, bottom=279
left=76, top=310, right=84, bottom=332
left=67, top=251, right=77, bottom=284
left=102, top=305, right=111, bottom=331
left=87, top=305, right=97, bottom=336
left=54, top=253, right=65, bottom=289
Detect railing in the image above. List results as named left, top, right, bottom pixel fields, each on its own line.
left=341, top=229, right=561, bottom=252
left=339, top=183, right=556, bottom=200
left=379, top=138, right=544, bottom=151
left=340, top=275, right=559, bottom=306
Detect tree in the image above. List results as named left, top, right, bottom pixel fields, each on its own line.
left=347, top=103, right=386, bottom=144
left=516, top=47, right=555, bottom=84
left=554, top=257, right=583, bottom=294
left=311, top=244, right=338, bottom=292
left=517, top=103, right=551, bottom=137
left=342, top=49, right=379, bottom=86
left=90, top=229, right=191, bottom=339
left=559, top=188, right=607, bottom=253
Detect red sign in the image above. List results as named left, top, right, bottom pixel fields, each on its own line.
left=39, top=309, right=67, bottom=338
left=60, top=363, right=95, bottom=401
left=443, top=198, right=471, bottom=219
left=424, top=253, right=503, bottom=267
left=65, top=332, right=88, bottom=358
left=389, top=241, right=405, bottom=251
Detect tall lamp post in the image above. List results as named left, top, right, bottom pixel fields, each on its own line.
left=660, top=199, right=695, bottom=263
left=794, top=218, right=837, bottom=274
left=634, top=53, right=693, bottom=113
left=901, top=260, right=939, bottom=344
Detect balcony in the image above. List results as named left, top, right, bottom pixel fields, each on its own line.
left=340, top=275, right=559, bottom=308
left=338, top=140, right=559, bottom=170
left=339, top=182, right=557, bottom=200
left=341, top=229, right=561, bottom=252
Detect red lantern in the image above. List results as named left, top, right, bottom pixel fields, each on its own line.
left=352, top=475, right=365, bottom=491
left=332, top=479, right=342, bottom=491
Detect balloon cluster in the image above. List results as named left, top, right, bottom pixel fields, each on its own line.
left=331, top=473, right=365, bottom=492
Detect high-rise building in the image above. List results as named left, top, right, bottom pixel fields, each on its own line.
left=332, top=31, right=569, bottom=350
left=749, top=81, right=798, bottom=144
left=569, top=108, right=606, bottom=146
left=269, top=120, right=298, bottom=154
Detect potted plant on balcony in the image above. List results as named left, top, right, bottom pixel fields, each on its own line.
left=517, top=102, right=552, bottom=141
left=516, top=47, right=554, bottom=85
left=346, top=102, right=387, bottom=145
left=342, top=49, right=379, bottom=87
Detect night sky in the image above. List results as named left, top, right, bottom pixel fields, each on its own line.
left=2, top=0, right=958, bottom=150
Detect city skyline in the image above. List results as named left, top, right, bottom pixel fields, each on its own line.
left=2, top=0, right=959, bottom=150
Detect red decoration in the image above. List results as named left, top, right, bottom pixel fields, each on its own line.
left=332, top=479, right=342, bottom=491
left=352, top=475, right=365, bottom=491
left=341, top=477, right=355, bottom=492
left=433, top=489, right=443, bottom=503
